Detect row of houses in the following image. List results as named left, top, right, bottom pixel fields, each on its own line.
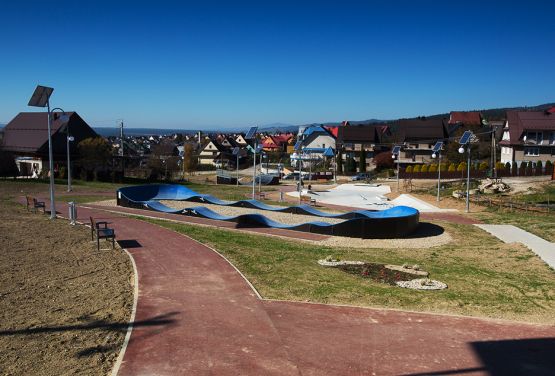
left=2, top=107, right=554, bottom=176
left=290, top=108, right=555, bottom=170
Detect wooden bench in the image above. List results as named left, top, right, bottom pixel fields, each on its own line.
left=25, top=195, right=45, bottom=214
left=90, top=217, right=116, bottom=250
left=300, top=195, right=316, bottom=206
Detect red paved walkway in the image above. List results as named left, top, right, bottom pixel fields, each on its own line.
left=28, top=199, right=555, bottom=375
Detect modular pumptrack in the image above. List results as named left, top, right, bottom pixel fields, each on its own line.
left=117, top=184, right=419, bottom=239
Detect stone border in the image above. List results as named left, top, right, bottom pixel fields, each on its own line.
left=396, top=279, right=448, bottom=290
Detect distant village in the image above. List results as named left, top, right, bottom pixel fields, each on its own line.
left=1, top=105, right=555, bottom=181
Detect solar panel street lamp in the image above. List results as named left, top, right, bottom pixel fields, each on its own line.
left=245, top=126, right=258, bottom=199
left=458, top=130, right=473, bottom=213
left=431, top=141, right=444, bottom=202
left=391, top=145, right=402, bottom=192
left=232, top=146, right=240, bottom=186
left=28, top=85, right=57, bottom=219
left=256, top=145, right=264, bottom=193
left=294, top=141, right=304, bottom=204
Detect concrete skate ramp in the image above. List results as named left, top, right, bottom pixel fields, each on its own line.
left=117, top=184, right=419, bottom=238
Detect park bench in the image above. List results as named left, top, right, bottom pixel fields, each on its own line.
left=300, top=195, right=316, bottom=206
left=25, top=195, right=45, bottom=214
left=90, top=217, right=116, bottom=251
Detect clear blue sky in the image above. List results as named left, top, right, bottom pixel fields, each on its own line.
left=1, top=0, right=554, bottom=129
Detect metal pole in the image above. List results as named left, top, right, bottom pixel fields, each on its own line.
left=437, top=152, right=441, bottom=202
left=252, top=142, right=256, bottom=199
left=258, top=154, right=262, bottom=193
left=466, top=145, right=471, bottom=213
left=66, top=121, right=72, bottom=192
left=299, top=149, right=303, bottom=204
left=46, top=99, right=56, bottom=219
left=333, top=153, right=337, bottom=184
left=236, top=153, right=239, bottom=186
left=396, top=158, right=400, bottom=191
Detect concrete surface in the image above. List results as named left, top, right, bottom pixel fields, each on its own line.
left=475, top=224, right=555, bottom=269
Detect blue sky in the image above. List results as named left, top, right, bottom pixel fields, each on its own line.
left=1, top=1, right=554, bottom=129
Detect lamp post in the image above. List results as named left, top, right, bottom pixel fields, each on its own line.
left=391, top=145, right=402, bottom=192
left=431, top=141, right=444, bottom=202
left=63, top=112, right=73, bottom=192
left=432, top=151, right=441, bottom=202
left=28, top=85, right=69, bottom=220
left=458, top=131, right=474, bottom=213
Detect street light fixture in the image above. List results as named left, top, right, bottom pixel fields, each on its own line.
left=431, top=141, right=443, bottom=202
left=28, top=85, right=65, bottom=220
left=458, top=131, right=474, bottom=213
left=245, top=126, right=258, bottom=199
left=391, top=145, right=402, bottom=191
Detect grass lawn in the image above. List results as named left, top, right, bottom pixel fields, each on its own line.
left=141, top=216, right=555, bottom=324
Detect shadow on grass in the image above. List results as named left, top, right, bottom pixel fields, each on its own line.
left=404, top=222, right=444, bottom=238
left=0, top=311, right=179, bottom=336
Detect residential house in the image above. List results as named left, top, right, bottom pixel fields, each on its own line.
left=336, top=124, right=383, bottom=171
left=235, top=133, right=248, bottom=146
left=261, top=133, right=293, bottom=152
left=499, top=110, right=555, bottom=166
left=391, top=116, right=449, bottom=165
left=1, top=111, right=98, bottom=176
left=198, top=138, right=226, bottom=166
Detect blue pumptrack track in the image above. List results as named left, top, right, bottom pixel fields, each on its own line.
left=117, top=184, right=419, bottom=238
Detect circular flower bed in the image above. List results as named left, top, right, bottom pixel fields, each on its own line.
left=396, top=278, right=448, bottom=290
left=336, top=263, right=418, bottom=286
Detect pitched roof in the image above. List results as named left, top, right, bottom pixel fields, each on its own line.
left=2, top=112, right=98, bottom=154
left=449, top=111, right=482, bottom=125
left=501, top=111, right=555, bottom=145
left=393, top=116, right=448, bottom=143
left=336, top=124, right=380, bottom=144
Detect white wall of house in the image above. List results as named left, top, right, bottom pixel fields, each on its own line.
left=500, top=146, right=514, bottom=164
left=199, top=141, right=220, bottom=166
left=303, top=134, right=335, bottom=149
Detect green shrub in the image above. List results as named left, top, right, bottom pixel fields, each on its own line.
left=496, top=162, right=505, bottom=170
left=412, top=164, right=421, bottom=173
left=457, top=162, right=467, bottom=172
left=448, top=163, right=456, bottom=172
left=479, top=161, right=488, bottom=171
left=420, top=164, right=429, bottom=173
left=545, top=160, right=553, bottom=172
left=405, top=165, right=413, bottom=173
left=429, top=164, right=437, bottom=173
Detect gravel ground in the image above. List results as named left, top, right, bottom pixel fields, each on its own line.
left=159, top=200, right=345, bottom=225
left=0, top=202, right=133, bottom=376
left=96, top=200, right=452, bottom=249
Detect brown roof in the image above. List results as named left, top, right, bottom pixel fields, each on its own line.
left=392, top=116, right=449, bottom=143
left=1, top=112, right=98, bottom=157
left=336, top=125, right=380, bottom=144
left=501, top=111, right=555, bottom=145
left=448, top=111, right=482, bottom=125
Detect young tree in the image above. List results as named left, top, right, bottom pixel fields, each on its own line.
left=358, top=147, right=366, bottom=172
left=183, top=143, right=197, bottom=174
left=77, top=137, right=112, bottom=180
left=373, top=151, right=394, bottom=171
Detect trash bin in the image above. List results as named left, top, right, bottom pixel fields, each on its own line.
left=68, top=201, right=77, bottom=225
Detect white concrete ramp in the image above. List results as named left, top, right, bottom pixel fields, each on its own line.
left=475, top=224, right=555, bottom=269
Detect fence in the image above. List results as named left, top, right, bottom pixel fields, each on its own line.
left=400, top=167, right=553, bottom=180
left=469, top=195, right=554, bottom=215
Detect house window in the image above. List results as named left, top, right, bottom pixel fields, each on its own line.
left=524, top=131, right=543, bottom=144
left=524, top=147, right=539, bottom=156
left=550, top=132, right=555, bottom=145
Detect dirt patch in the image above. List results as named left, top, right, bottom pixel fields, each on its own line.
left=0, top=201, right=133, bottom=376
